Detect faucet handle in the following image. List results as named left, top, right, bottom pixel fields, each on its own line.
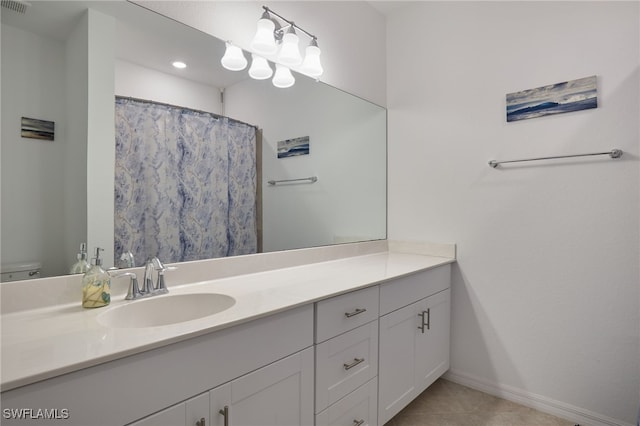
left=155, top=264, right=177, bottom=295
left=110, top=271, right=142, bottom=300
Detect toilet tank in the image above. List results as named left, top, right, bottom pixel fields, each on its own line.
left=1, top=261, right=42, bottom=282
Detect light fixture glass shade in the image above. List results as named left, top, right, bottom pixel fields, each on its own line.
left=248, top=54, right=273, bottom=80
left=251, top=17, right=277, bottom=55
left=221, top=43, right=247, bottom=71
left=300, top=44, right=323, bottom=78
left=277, top=31, right=302, bottom=66
left=272, top=64, right=295, bottom=88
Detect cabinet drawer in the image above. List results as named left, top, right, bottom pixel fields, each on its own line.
left=315, top=377, right=378, bottom=426
left=316, top=286, right=379, bottom=343
left=379, top=265, right=450, bottom=315
left=315, top=320, right=378, bottom=412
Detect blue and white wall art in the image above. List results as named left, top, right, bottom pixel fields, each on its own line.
left=506, top=75, right=597, bottom=122
left=21, top=117, right=55, bottom=140
left=277, top=136, right=310, bottom=158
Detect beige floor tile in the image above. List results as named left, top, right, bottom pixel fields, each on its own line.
left=387, top=379, right=576, bottom=426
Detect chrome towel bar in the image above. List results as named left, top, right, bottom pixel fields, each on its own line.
left=268, top=176, right=318, bottom=185
left=489, top=149, right=623, bottom=168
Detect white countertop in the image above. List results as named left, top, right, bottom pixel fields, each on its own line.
left=1, top=248, right=454, bottom=392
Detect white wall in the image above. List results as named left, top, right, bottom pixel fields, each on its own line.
left=133, top=1, right=387, bottom=106
left=1, top=24, right=70, bottom=277
left=64, top=9, right=89, bottom=276
left=86, top=9, right=116, bottom=269
left=387, top=2, right=639, bottom=424
left=115, top=60, right=222, bottom=114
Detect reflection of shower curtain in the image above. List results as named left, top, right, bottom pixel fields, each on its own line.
left=114, top=97, right=257, bottom=265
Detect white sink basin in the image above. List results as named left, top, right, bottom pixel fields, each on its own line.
left=97, top=293, right=236, bottom=328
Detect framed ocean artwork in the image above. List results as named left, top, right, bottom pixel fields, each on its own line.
left=277, top=136, right=310, bottom=158
left=21, top=117, right=55, bottom=141
left=506, top=75, right=597, bottom=122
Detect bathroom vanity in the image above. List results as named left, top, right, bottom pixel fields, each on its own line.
left=0, top=242, right=454, bottom=426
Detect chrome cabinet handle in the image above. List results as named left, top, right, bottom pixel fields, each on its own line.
left=353, top=420, right=365, bottom=426
left=426, top=308, right=431, bottom=330
left=218, top=406, right=229, bottom=426
left=418, top=309, right=430, bottom=333
left=196, top=418, right=206, bottom=426
left=343, top=357, right=365, bottom=370
left=345, top=308, right=367, bottom=318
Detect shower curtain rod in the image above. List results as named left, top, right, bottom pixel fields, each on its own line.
left=115, top=96, right=259, bottom=130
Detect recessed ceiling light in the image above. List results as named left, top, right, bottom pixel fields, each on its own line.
left=172, top=61, right=187, bottom=69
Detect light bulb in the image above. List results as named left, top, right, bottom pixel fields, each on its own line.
left=277, top=30, right=302, bottom=66
left=221, top=42, right=247, bottom=71
left=250, top=15, right=277, bottom=55
left=249, top=54, right=273, bottom=80
left=272, top=64, right=295, bottom=88
left=300, top=42, right=323, bottom=78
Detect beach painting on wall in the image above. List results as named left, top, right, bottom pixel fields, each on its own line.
left=506, top=75, right=597, bottom=122
left=21, top=117, right=55, bottom=141
left=277, top=136, right=310, bottom=158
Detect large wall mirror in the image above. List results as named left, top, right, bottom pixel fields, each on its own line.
left=0, top=1, right=387, bottom=280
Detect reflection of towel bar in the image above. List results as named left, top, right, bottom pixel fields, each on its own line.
left=489, top=149, right=623, bottom=168
left=268, top=176, right=318, bottom=185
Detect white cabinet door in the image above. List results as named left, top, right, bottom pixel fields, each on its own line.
left=186, top=393, right=210, bottom=426
left=130, top=392, right=208, bottom=426
left=209, top=383, right=232, bottom=426
left=378, top=289, right=450, bottom=425
left=415, top=288, right=450, bottom=394
left=209, top=347, right=314, bottom=426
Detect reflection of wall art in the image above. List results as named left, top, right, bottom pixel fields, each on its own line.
left=277, top=136, right=310, bottom=158
left=21, top=117, right=55, bottom=141
left=506, top=75, right=597, bottom=122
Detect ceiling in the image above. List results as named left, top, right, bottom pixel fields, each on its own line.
left=367, top=1, right=410, bottom=16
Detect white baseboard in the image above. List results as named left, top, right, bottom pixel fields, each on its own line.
left=443, top=369, right=635, bottom=426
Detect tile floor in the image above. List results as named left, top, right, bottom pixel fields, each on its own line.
left=385, top=379, right=576, bottom=426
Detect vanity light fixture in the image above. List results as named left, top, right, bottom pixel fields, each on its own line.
left=277, top=26, right=303, bottom=67
left=272, top=64, right=295, bottom=88
left=248, top=54, right=273, bottom=80
left=250, top=10, right=278, bottom=55
left=221, top=42, right=248, bottom=71
left=300, top=39, right=323, bottom=78
left=221, top=5, right=322, bottom=88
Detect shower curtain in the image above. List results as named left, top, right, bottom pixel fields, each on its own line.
left=114, top=97, right=257, bottom=265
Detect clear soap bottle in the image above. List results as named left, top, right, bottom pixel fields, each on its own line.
left=82, top=247, right=111, bottom=308
left=70, top=243, right=90, bottom=275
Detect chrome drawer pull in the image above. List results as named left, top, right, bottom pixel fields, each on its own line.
left=196, top=418, right=206, bottom=426
left=345, top=308, right=367, bottom=318
left=218, top=406, right=229, bottom=426
left=353, top=420, right=365, bottom=426
left=344, top=357, right=365, bottom=370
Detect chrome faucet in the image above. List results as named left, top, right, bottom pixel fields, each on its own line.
left=142, top=256, right=174, bottom=296
left=142, top=258, right=156, bottom=295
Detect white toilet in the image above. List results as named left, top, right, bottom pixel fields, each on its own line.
left=1, top=261, right=42, bottom=282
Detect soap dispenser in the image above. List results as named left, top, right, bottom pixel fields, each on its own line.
left=82, top=247, right=111, bottom=308
left=70, top=243, right=90, bottom=275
